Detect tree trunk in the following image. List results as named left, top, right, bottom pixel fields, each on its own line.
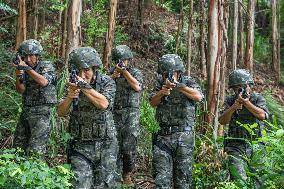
left=206, top=0, right=221, bottom=128
left=16, top=0, right=27, bottom=50
left=32, top=0, right=39, bottom=39
left=102, top=0, right=118, bottom=69
left=65, top=0, right=82, bottom=66
left=175, top=0, right=184, bottom=54
left=200, top=0, right=207, bottom=80
left=39, top=0, right=46, bottom=33
left=244, top=0, right=255, bottom=74
left=219, top=0, right=229, bottom=136
left=238, top=0, right=244, bottom=67
left=185, top=0, right=193, bottom=76
left=61, top=7, right=68, bottom=58
left=137, top=0, right=144, bottom=28
left=231, top=0, right=238, bottom=70
left=271, top=0, right=280, bottom=82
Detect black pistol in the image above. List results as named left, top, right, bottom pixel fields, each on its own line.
left=13, top=55, right=25, bottom=83
left=69, top=69, right=79, bottom=110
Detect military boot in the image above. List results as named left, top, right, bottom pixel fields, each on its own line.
left=122, top=172, right=134, bottom=187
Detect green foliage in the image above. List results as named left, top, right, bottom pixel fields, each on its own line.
left=0, top=2, right=17, bottom=15
left=82, top=0, right=129, bottom=52
left=0, top=148, right=74, bottom=188
left=253, top=30, right=272, bottom=64
left=264, top=92, right=284, bottom=127
left=0, top=43, right=21, bottom=138
left=138, top=92, right=159, bottom=157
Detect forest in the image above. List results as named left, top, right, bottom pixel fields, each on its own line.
left=0, top=0, right=284, bottom=188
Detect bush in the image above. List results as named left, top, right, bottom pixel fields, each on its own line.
left=0, top=148, right=74, bottom=188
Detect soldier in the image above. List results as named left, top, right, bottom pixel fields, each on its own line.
left=149, top=54, right=203, bottom=189
left=13, top=39, right=57, bottom=154
left=110, top=45, right=143, bottom=186
left=57, top=47, right=119, bottom=188
left=219, top=69, right=269, bottom=188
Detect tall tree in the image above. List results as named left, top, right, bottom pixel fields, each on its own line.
left=244, top=0, right=255, bottom=74
left=219, top=0, right=229, bottom=136
left=61, top=6, right=68, bottom=58
left=185, top=0, right=193, bottom=76
left=271, top=0, right=280, bottom=82
left=102, top=0, right=118, bottom=69
left=15, top=0, right=27, bottom=50
left=137, top=0, right=144, bottom=27
left=238, top=0, right=244, bottom=66
left=32, top=0, right=39, bottom=39
left=206, top=0, right=221, bottom=128
left=65, top=0, right=82, bottom=66
left=199, top=0, right=207, bottom=80
left=175, top=0, right=184, bottom=54
left=231, top=0, right=238, bottom=70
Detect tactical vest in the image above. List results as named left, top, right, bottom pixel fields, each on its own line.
left=227, top=93, right=264, bottom=140
left=22, top=61, right=57, bottom=107
left=113, top=67, right=142, bottom=110
left=69, top=73, right=116, bottom=141
left=155, top=77, right=196, bottom=128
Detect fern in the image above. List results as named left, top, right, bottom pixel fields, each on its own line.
left=0, top=3, right=17, bottom=15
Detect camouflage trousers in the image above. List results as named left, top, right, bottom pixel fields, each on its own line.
left=68, top=139, right=119, bottom=189
left=225, top=140, right=265, bottom=188
left=114, top=108, right=140, bottom=174
left=13, top=105, right=52, bottom=154
left=152, top=130, right=194, bottom=189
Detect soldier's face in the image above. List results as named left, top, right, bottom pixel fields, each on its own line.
left=78, top=68, right=94, bottom=83
left=233, top=84, right=251, bottom=94
left=24, top=54, right=38, bottom=67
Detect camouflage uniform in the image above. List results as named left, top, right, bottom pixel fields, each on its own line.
left=65, top=47, right=119, bottom=189
left=222, top=69, right=269, bottom=187
left=13, top=39, right=57, bottom=154
left=111, top=45, right=143, bottom=176
left=150, top=54, right=203, bottom=189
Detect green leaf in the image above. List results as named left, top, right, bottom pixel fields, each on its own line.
left=276, top=129, right=284, bottom=137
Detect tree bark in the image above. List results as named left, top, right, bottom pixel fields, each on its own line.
left=271, top=0, right=280, bottom=82
left=32, top=0, right=39, bottom=39
left=231, top=0, right=238, bottom=70
left=61, top=6, right=68, bottom=58
left=206, top=0, right=221, bottom=128
left=219, top=0, right=229, bottom=136
left=244, top=0, right=255, bottom=74
left=102, top=0, right=118, bottom=69
left=16, top=0, right=27, bottom=50
left=137, top=0, right=144, bottom=28
left=185, top=0, right=193, bottom=76
left=175, top=0, right=184, bottom=54
left=238, top=0, right=244, bottom=67
left=65, top=0, right=82, bottom=66
left=200, top=0, right=207, bottom=80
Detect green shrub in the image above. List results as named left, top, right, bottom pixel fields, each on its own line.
left=0, top=148, right=74, bottom=188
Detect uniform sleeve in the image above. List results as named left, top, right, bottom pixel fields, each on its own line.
left=101, top=77, right=116, bottom=109
left=132, top=68, right=143, bottom=89
left=41, top=62, right=57, bottom=85
left=149, top=75, right=163, bottom=100
left=219, top=96, right=235, bottom=115
left=255, top=94, right=269, bottom=119
left=186, top=76, right=204, bottom=100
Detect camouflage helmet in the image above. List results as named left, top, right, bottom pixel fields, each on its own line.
left=18, top=39, right=43, bottom=57
left=68, top=47, right=102, bottom=69
left=112, top=45, right=133, bottom=61
left=228, top=69, right=254, bottom=88
left=157, top=54, right=185, bottom=74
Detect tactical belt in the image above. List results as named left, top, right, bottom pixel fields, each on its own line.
left=158, top=126, right=192, bottom=135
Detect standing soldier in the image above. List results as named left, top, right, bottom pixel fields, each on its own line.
left=149, top=54, right=203, bottom=189
left=110, top=45, right=143, bottom=186
left=57, top=47, right=119, bottom=188
left=219, top=69, right=269, bottom=188
left=13, top=39, right=57, bottom=154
